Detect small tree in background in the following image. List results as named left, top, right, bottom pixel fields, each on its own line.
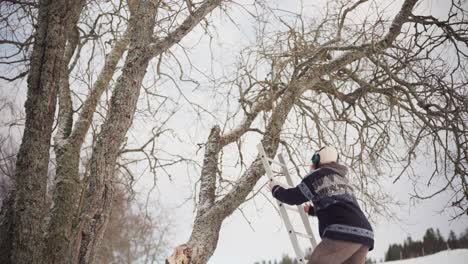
left=279, top=255, right=294, bottom=264
left=436, top=229, right=447, bottom=251
left=448, top=230, right=459, bottom=249
left=385, top=244, right=403, bottom=261
left=96, top=185, right=171, bottom=263
left=423, top=228, right=438, bottom=255
left=459, top=228, right=468, bottom=248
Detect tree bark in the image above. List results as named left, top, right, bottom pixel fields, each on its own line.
left=183, top=80, right=308, bottom=264
left=0, top=190, right=15, bottom=264
left=10, top=0, right=78, bottom=262
left=42, top=2, right=86, bottom=263
left=75, top=1, right=159, bottom=261
left=45, top=9, right=129, bottom=264
left=197, top=126, right=221, bottom=217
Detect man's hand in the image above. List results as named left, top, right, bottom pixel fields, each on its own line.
left=267, top=179, right=284, bottom=192
left=303, top=203, right=315, bottom=216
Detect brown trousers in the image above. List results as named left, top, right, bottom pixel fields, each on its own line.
left=307, top=238, right=369, bottom=264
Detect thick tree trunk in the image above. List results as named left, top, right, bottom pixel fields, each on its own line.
left=45, top=143, right=82, bottom=263
left=186, top=209, right=223, bottom=264
left=176, top=126, right=222, bottom=263
left=180, top=81, right=305, bottom=264
left=43, top=2, right=86, bottom=263
left=74, top=1, right=159, bottom=262
left=44, top=32, right=130, bottom=262
left=10, top=0, right=77, bottom=262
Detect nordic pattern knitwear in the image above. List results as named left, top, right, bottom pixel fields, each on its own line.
left=271, top=162, right=374, bottom=250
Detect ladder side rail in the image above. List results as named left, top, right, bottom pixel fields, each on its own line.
left=257, top=144, right=307, bottom=263
left=278, top=154, right=318, bottom=248
left=277, top=203, right=307, bottom=263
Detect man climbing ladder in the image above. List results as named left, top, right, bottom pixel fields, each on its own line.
left=267, top=146, right=374, bottom=264
left=258, top=144, right=317, bottom=263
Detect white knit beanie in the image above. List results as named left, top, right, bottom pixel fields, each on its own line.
left=318, top=146, right=338, bottom=164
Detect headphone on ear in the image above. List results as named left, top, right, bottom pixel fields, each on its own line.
left=311, top=153, right=320, bottom=165
left=311, top=146, right=325, bottom=166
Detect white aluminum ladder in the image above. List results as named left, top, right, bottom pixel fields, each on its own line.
left=257, top=143, right=318, bottom=263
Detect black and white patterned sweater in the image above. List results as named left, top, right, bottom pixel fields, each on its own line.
left=271, top=162, right=374, bottom=250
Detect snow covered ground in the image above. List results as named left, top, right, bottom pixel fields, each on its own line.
left=382, top=249, right=468, bottom=264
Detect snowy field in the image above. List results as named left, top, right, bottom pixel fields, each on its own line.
left=382, top=249, right=468, bottom=264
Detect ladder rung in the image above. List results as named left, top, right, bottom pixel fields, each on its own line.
left=294, top=231, right=315, bottom=240
left=284, top=206, right=300, bottom=213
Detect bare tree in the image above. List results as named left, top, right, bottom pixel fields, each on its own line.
left=167, top=0, right=467, bottom=262
left=7, top=0, right=85, bottom=262
left=72, top=1, right=224, bottom=263
left=0, top=0, right=225, bottom=263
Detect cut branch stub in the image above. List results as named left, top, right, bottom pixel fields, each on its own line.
left=197, top=125, right=221, bottom=217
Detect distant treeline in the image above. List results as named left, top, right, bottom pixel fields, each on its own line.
left=254, top=227, right=468, bottom=264
left=253, top=255, right=299, bottom=264
left=382, top=227, right=468, bottom=262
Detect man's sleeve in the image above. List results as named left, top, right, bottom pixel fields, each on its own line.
left=271, top=185, right=308, bottom=205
